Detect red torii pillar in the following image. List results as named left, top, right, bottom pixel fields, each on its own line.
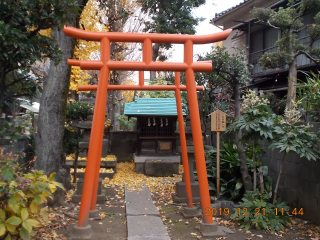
left=63, top=26, right=231, bottom=228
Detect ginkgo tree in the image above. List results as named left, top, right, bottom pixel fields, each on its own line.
left=70, top=0, right=108, bottom=92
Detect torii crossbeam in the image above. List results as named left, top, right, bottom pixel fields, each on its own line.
left=63, top=26, right=231, bottom=228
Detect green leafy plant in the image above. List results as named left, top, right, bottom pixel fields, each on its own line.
left=0, top=111, right=36, bottom=144
left=0, top=149, right=64, bottom=239
left=63, top=101, right=93, bottom=153
left=226, top=90, right=275, bottom=192
left=231, top=191, right=290, bottom=232
left=270, top=102, right=320, bottom=204
left=200, top=143, right=244, bottom=200
left=115, top=114, right=137, bottom=131
left=65, top=101, right=93, bottom=123
left=297, top=71, right=320, bottom=121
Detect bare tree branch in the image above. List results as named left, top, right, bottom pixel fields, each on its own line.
left=298, top=50, right=320, bottom=65
left=267, top=20, right=280, bottom=29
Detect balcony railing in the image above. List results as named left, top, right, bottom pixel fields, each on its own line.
left=248, top=36, right=319, bottom=75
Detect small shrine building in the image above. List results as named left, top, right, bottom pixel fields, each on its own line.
left=124, top=98, right=186, bottom=175
left=124, top=98, right=186, bottom=155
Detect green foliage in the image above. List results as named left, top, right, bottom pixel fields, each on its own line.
left=65, top=101, right=93, bottom=122
left=0, top=0, right=80, bottom=114
left=200, top=143, right=244, bottom=200
left=137, top=0, right=205, bottom=63
left=258, top=51, right=292, bottom=69
left=226, top=91, right=275, bottom=141
left=297, top=71, right=320, bottom=112
left=211, top=46, right=251, bottom=87
left=270, top=119, right=320, bottom=160
left=0, top=111, right=36, bottom=144
left=251, top=0, right=320, bottom=68
left=116, top=114, right=137, bottom=131
left=138, top=77, right=175, bottom=98
left=0, top=149, right=63, bottom=239
left=138, top=0, right=205, bottom=35
left=182, top=47, right=249, bottom=133
left=231, top=191, right=290, bottom=232
left=63, top=101, right=93, bottom=153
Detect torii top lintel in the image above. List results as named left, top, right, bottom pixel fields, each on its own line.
left=63, top=26, right=232, bottom=44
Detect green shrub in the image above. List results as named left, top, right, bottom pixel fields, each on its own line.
left=201, top=142, right=273, bottom=201
left=200, top=143, right=244, bottom=200
left=231, top=191, right=290, bottom=232
left=116, top=114, right=136, bottom=131
left=63, top=101, right=93, bottom=153
left=0, top=149, right=64, bottom=240
left=65, top=100, right=93, bottom=122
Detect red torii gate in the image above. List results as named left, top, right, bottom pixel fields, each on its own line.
left=63, top=26, right=231, bottom=228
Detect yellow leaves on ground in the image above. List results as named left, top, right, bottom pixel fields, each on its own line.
left=66, top=154, right=116, bottom=162
left=71, top=168, right=114, bottom=173
left=99, top=211, right=106, bottom=219
left=102, top=162, right=182, bottom=201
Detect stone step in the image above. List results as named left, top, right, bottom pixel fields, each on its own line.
left=133, top=153, right=180, bottom=176
left=66, top=160, right=117, bottom=168
left=126, top=187, right=170, bottom=240
left=75, top=168, right=116, bottom=179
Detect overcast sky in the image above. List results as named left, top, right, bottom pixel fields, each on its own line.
left=170, top=0, right=243, bottom=62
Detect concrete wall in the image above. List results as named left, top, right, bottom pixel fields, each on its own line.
left=110, top=131, right=137, bottom=162
left=260, top=122, right=320, bottom=224
left=223, top=30, right=247, bottom=56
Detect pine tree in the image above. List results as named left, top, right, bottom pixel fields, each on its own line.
left=251, top=0, right=320, bottom=109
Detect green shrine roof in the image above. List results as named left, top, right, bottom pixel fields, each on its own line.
left=124, top=98, right=186, bottom=116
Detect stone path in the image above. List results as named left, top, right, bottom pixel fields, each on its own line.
left=125, top=187, right=170, bottom=240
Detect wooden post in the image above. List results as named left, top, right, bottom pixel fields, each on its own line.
left=216, top=131, right=220, bottom=197
left=210, top=109, right=227, bottom=198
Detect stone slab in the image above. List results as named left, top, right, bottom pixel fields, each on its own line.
left=127, top=216, right=169, bottom=238
left=126, top=201, right=160, bottom=216
left=71, top=194, right=106, bottom=204
left=200, top=222, right=228, bottom=237
left=80, top=98, right=95, bottom=104
left=181, top=207, right=200, bottom=218
left=125, top=187, right=152, bottom=203
left=76, top=169, right=116, bottom=179
left=66, top=160, right=117, bottom=168
left=145, top=159, right=178, bottom=177
left=176, top=181, right=200, bottom=198
left=68, top=224, right=92, bottom=240
left=135, top=163, right=144, bottom=174
left=128, top=236, right=171, bottom=240
left=76, top=178, right=103, bottom=195
left=171, top=193, right=201, bottom=204
left=134, top=153, right=180, bottom=163
left=72, top=189, right=106, bottom=204
left=79, top=142, right=89, bottom=148
left=77, top=121, right=93, bottom=129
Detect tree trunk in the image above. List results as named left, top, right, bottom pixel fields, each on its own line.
left=234, top=83, right=252, bottom=192
left=286, top=60, right=298, bottom=110
left=273, top=152, right=286, bottom=205
left=258, top=167, right=264, bottom=194
left=35, top=0, right=87, bottom=206
left=253, top=140, right=256, bottom=192
left=150, top=43, right=160, bottom=81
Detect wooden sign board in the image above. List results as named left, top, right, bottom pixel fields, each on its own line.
left=210, top=109, right=227, bottom=132
left=159, top=142, right=171, bottom=150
